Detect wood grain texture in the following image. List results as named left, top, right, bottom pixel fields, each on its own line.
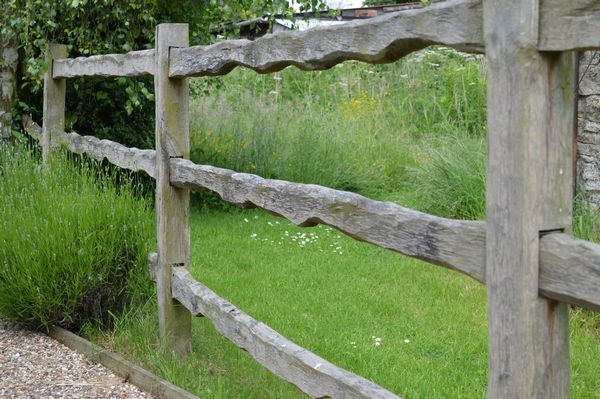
left=538, top=0, right=600, bottom=51
left=170, top=158, right=486, bottom=282
left=169, top=0, right=483, bottom=78
left=539, top=233, right=600, bottom=312
left=154, top=23, right=192, bottom=355
left=21, top=116, right=155, bottom=177
left=22, top=115, right=41, bottom=141
left=57, top=130, right=156, bottom=178
left=148, top=252, right=159, bottom=282
left=48, top=326, right=199, bottom=399
left=52, top=49, right=155, bottom=78
left=483, top=0, right=574, bottom=396
left=27, top=122, right=600, bottom=316
left=171, top=267, right=401, bottom=399
left=42, top=44, right=67, bottom=163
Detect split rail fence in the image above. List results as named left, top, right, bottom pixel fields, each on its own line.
left=22, top=0, right=600, bottom=397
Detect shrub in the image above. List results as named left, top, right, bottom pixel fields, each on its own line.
left=0, top=145, right=154, bottom=332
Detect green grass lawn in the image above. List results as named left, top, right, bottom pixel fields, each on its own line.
left=92, top=208, right=600, bottom=398
left=74, top=48, right=598, bottom=398
left=189, top=209, right=488, bottom=398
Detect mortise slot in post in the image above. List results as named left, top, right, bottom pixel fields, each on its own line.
left=540, top=229, right=565, bottom=237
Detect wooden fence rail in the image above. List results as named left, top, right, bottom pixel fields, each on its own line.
left=52, top=49, right=155, bottom=78
left=22, top=0, right=600, bottom=397
left=22, top=117, right=600, bottom=315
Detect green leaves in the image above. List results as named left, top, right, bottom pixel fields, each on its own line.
left=3, top=0, right=325, bottom=148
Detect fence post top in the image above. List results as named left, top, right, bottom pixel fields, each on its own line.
left=156, top=23, right=189, bottom=32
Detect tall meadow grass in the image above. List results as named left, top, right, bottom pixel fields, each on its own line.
left=190, top=47, right=487, bottom=216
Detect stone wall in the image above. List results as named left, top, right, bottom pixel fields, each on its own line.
left=578, top=51, right=600, bottom=209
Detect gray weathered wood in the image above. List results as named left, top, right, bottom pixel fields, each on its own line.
left=22, top=116, right=155, bottom=177
left=42, top=44, right=67, bottom=163
left=22, top=115, right=42, bottom=141
left=169, top=0, right=483, bottom=78
left=52, top=49, right=155, bottom=78
left=26, top=120, right=600, bottom=316
left=539, top=233, right=600, bottom=312
left=155, top=23, right=192, bottom=355
left=48, top=326, right=199, bottom=399
left=148, top=252, right=159, bottom=282
left=538, top=0, right=600, bottom=51
left=56, top=130, right=156, bottom=178
left=170, top=158, right=486, bottom=282
left=484, top=0, right=574, bottom=396
left=171, top=267, right=400, bottom=399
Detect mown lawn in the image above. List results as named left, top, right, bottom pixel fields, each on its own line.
left=78, top=47, right=599, bottom=398
left=90, top=208, right=600, bottom=398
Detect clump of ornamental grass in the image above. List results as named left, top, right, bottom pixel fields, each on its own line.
left=0, top=144, right=154, bottom=332
left=406, top=136, right=486, bottom=220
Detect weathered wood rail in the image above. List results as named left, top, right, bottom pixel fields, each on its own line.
left=25, top=0, right=600, bottom=397
left=23, top=117, right=600, bottom=314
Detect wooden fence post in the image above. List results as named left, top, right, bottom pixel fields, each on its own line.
left=42, top=44, right=67, bottom=163
left=484, top=1, right=575, bottom=397
left=155, top=23, right=192, bottom=354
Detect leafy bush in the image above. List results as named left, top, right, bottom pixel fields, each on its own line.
left=0, top=145, right=154, bottom=331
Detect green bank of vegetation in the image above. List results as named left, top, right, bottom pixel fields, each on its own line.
left=189, top=47, right=487, bottom=220
left=0, top=146, right=154, bottom=331
left=1, top=47, right=598, bottom=397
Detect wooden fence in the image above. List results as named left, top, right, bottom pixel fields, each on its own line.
left=21, top=0, right=600, bottom=397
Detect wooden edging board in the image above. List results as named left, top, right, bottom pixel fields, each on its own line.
left=47, top=326, right=199, bottom=399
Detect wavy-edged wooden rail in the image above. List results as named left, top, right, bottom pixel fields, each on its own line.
left=23, top=116, right=156, bottom=177
left=538, top=0, right=600, bottom=51
left=52, top=49, right=155, bottom=78
left=166, top=265, right=401, bottom=399
left=22, top=114, right=42, bottom=140
left=21, top=118, right=600, bottom=312
left=169, top=0, right=484, bottom=77
left=170, top=158, right=486, bottom=281
left=148, top=253, right=402, bottom=398
left=169, top=158, right=600, bottom=312
left=41, top=0, right=600, bottom=80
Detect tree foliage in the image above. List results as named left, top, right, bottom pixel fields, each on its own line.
left=1, top=0, right=325, bottom=148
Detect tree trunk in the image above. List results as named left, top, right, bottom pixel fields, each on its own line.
left=0, top=35, right=18, bottom=141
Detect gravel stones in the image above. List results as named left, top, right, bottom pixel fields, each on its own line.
left=0, top=319, right=153, bottom=399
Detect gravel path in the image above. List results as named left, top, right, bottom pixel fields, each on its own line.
left=0, top=319, right=153, bottom=399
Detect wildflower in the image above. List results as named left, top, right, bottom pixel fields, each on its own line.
left=243, top=218, right=249, bottom=223
left=404, top=339, right=411, bottom=344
